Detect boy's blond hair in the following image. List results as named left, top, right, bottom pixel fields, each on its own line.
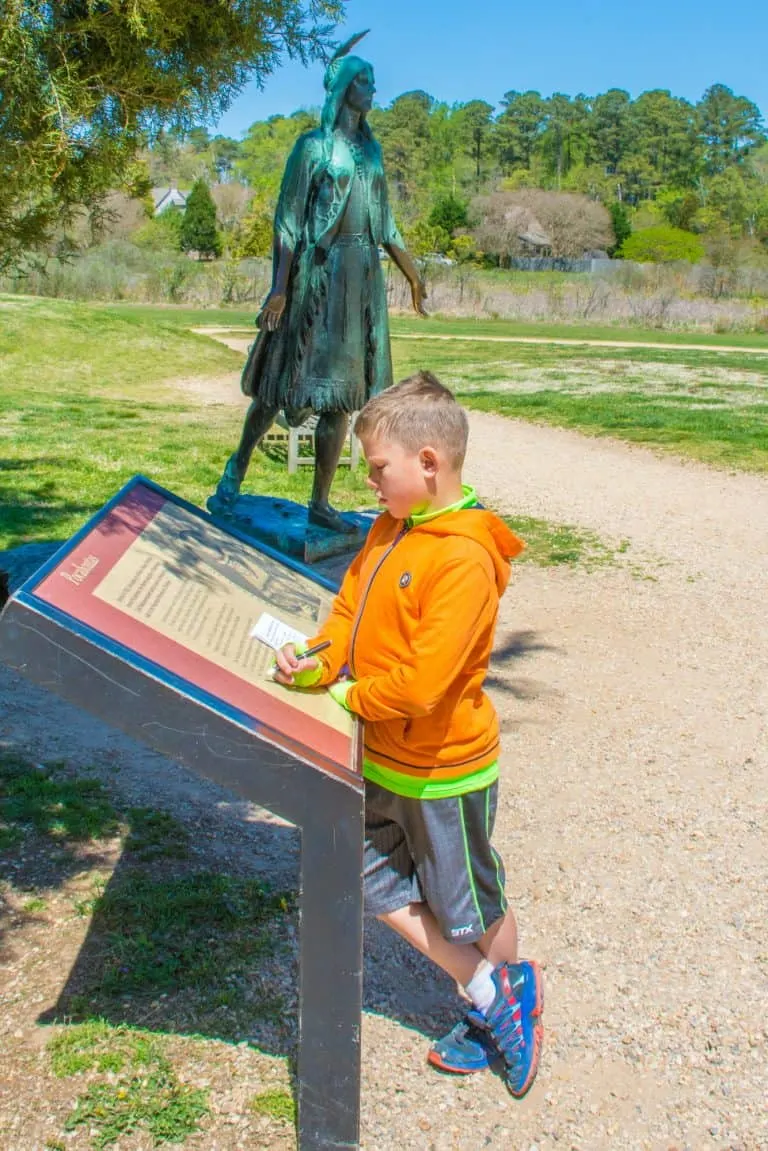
left=354, top=371, right=469, bottom=469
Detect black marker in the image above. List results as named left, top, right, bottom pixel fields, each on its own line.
left=301, top=639, right=331, bottom=659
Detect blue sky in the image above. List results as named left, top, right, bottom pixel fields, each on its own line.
left=213, top=0, right=767, bottom=138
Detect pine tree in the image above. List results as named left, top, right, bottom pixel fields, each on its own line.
left=609, top=202, right=632, bottom=256
left=180, top=180, right=222, bottom=259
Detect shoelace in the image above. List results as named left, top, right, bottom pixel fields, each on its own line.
left=485, top=993, right=525, bottom=1067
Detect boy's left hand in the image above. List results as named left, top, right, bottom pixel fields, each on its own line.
left=328, top=679, right=356, bottom=712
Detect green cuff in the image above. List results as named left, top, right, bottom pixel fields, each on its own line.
left=328, top=679, right=355, bottom=712
left=271, top=643, right=324, bottom=689
left=292, top=663, right=324, bottom=688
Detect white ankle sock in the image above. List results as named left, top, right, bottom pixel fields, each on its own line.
left=465, top=960, right=496, bottom=1015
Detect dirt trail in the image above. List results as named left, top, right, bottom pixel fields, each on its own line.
left=192, top=324, right=768, bottom=356
left=2, top=365, right=767, bottom=1148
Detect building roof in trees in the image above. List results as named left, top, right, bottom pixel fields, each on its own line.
left=152, top=187, right=188, bottom=215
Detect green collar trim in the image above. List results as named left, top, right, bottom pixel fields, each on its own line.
left=407, top=484, right=478, bottom=528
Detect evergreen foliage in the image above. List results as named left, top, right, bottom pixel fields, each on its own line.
left=0, top=1, right=343, bottom=269
left=609, top=202, right=632, bottom=256
left=180, top=181, right=222, bottom=258
left=428, top=195, right=470, bottom=236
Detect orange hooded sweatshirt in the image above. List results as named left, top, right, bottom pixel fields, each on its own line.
left=308, top=489, right=525, bottom=798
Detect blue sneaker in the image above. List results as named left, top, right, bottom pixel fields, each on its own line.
left=427, top=960, right=543, bottom=1084
left=479, top=960, right=543, bottom=1096
left=427, top=1014, right=500, bottom=1074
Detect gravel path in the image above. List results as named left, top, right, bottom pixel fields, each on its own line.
left=2, top=404, right=767, bottom=1149
left=191, top=325, right=768, bottom=356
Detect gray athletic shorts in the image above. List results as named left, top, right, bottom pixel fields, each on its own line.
left=363, top=779, right=508, bottom=943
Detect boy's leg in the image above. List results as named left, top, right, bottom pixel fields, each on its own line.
left=476, top=909, right=518, bottom=968
left=378, top=901, right=542, bottom=1094
left=378, top=902, right=489, bottom=988
left=378, top=903, right=518, bottom=986
left=371, top=784, right=542, bottom=1094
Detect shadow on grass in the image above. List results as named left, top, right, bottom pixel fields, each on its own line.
left=37, top=846, right=302, bottom=1062
left=35, top=825, right=464, bottom=1062
left=0, top=460, right=92, bottom=550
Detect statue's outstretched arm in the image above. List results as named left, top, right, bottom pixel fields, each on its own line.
left=384, top=242, right=428, bottom=317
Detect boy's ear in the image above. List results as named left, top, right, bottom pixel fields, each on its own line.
left=419, top=446, right=439, bottom=475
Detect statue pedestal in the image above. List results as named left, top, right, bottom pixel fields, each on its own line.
left=208, top=495, right=375, bottom=584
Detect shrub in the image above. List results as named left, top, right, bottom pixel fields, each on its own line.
left=619, top=225, right=705, bottom=264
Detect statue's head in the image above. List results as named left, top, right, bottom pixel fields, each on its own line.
left=321, top=31, right=375, bottom=137
left=343, top=65, right=375, bottom=116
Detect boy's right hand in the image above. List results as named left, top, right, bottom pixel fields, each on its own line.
left=273, top=643, right=322, bottom=687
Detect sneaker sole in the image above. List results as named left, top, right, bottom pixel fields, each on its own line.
left=526, top=959, right=544, bottom=1019
left=505, top=1021, right=543, bottom=1098
left=426, top=1050, right=495, bottom=1075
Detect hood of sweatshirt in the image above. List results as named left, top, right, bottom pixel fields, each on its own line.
left=408, top=505, right=525, bottom=596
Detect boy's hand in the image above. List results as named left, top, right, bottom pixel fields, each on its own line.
left=273, top=643, right=322, bottom=687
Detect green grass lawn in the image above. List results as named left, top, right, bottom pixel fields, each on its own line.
left=2, top=296, right=767, bottom=552
left=1, top=749, right=297, bottom=1148
left=0, top=297, right=370, bottom=550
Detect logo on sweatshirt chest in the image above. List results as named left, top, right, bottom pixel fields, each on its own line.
left=398, top=571, right=412, bottom=589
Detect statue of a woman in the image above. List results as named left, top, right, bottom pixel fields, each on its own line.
left=208, top=32, right=426, bottom=533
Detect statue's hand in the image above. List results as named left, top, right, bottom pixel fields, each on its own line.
left=410, top=277, right=428, bottom=317
left=258, top=292, right=287, bottom=332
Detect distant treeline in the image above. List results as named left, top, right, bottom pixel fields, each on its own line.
left=143, top=84, right=768, bottom=264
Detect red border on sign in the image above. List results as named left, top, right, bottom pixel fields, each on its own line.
left=32, top=485, right=353, bottom=775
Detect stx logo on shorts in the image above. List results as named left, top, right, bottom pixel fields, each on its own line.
left=450, top=924, right=475, bottom=938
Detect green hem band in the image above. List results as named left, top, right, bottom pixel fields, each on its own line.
left=363, top=757, right=498, bottom=799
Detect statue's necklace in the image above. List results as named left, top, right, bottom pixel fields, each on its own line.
left=347, top=137, right=367, bottom=177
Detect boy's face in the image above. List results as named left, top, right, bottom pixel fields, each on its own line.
left=360, top=436, right=438, bottom=520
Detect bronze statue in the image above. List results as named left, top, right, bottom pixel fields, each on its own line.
left=208, top=31, right=426, bottom=534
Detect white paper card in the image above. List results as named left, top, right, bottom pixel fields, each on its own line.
left=250, top=612, right=308, bottom=651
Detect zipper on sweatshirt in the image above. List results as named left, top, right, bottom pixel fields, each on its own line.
left=349, top=524, right=408, bottom=678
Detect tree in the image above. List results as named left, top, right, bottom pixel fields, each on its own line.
left=0, top=1, right=343, bottom=270
left=656, top=188, right=700, bottom=230
left=454, top=100, right=495, bottom=189
left=538, top=93, right=591, bottom=187
left=234, top=198, right=274, bottom=258
left=180, top=180, right=222, bottom=258
left=428, top=195, right=469, bottom=236
left=211, top=136, right=243, bottom=183
left=589, top=89, right=632, bottom=176
left=620, top=225, right=705, bottom=263
left=496, top=91, right=547, bottom=172
left=621, top=91, right=702, bottom=199
left=609, top=202, right=632, bottom=256
left=697, top=84, right=765, bottom=174
left=471, top=189, right=613, bottom=261
left=698, top=167, right=765, bottom=236
left=236, top=110, right=319, bottom=202
left=370, top=91, right=434, bottom=209
left=134, top=204, right=184, bottom=252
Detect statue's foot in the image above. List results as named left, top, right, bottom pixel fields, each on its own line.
left=206, top=455, right=242, bottom=517
left=307, top=501, right=359, bottom=534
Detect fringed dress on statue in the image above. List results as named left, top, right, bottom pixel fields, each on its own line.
left=240, top=128, right=402, bottom=426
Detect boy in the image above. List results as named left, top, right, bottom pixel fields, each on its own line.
left=274, top=371, right=543, bottom=1095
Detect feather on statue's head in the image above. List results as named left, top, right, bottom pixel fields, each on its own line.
left=321, top=30, right=374, bottom=140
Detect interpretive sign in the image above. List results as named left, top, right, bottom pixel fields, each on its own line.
left=0, top=475, right=364, bottom=1151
